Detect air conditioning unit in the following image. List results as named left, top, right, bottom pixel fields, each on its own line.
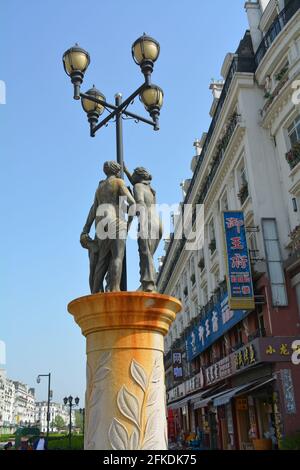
left=254, top=294, right=266, bottom=305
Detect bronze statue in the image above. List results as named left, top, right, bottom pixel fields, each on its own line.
left=125, top=166, right=162, bottom=292
left=80, top=161, right=135, bottom=293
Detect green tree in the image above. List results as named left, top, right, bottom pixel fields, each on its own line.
left=75, top=410, right=83, bottom=433
left=54, top=415, right=65, bottom=431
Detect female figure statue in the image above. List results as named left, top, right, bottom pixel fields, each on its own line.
left=125, top=166, right=162, bottom=292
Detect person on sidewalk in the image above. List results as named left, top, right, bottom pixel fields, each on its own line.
left=33, top=432, right=48, bottom=450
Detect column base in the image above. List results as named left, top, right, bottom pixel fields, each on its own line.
left=68, top=292, right=181, bottom=450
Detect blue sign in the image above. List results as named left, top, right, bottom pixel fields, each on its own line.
left=186, top=294, right=248, bottom=362
left=223, top=211, right=254, bottom=310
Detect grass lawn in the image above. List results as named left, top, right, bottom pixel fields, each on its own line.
left=48, top=435, right=84, bottom=450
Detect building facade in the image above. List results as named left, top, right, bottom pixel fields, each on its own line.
left=0, top=370, right=15, bottom=433
left=158, top=0, right=300, bottom=450
left=13, top=381, right=36, bottom=427
left=0, top=370, right=73, bottom=434
left=35, top=401, right=72, bottom=433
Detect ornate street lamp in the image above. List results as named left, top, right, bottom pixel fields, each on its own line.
left=81, top=85, right=106, bottom=129
left=62, top=44, right=90, bottom=100
left=62, top=34, right=163, bottom=290
left=131, top=33, right=160, bottom=79
left=63, top=395, right=79, bottom=449
left=140, top=84, right=164, bottom=130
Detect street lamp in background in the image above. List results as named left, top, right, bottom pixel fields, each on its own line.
left=62, top=34, right=163, bottom=290
left=36, top=373, right=51, bottom=442
left=63, top=396, right=79, bottom=450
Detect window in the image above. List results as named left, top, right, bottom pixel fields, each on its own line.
left=257, top=305, right=266, bottom=335
left=220, top=191, right=229, bottom=212
left=234, top=323, right=244, bottom=347
left=248, top=231, right=259, bottom=262
left=213, top=270, right=220, bottom=291
left=237, top=160, right=249, bottom=205
left=262, top=219, right=288, bottom=306
left=208, top=219, right=216, bottom=253
left=190, top=257, right=196, bottom=285
left=202, top=285, right=208, bottom=305
left=288, top=115, right=300, bottom=146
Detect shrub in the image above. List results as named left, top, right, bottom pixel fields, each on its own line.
left=48, top=434, right=84, bottom=450
left=280, top=432, right=300, bottom=450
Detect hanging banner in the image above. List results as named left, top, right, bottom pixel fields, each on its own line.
left=172, top=351, right=183, bottom=381
left=223, top=211, right=255, bottom=310
left=185, top=294, right=248, bottom=362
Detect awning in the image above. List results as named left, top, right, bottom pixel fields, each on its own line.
left=194, top=388, right=234, bottom=410
left=213, top=384, right=253, bottom=407
left=190, top=384, right=227, bottom=405
left=236, top=377, right=275, bottom=396
left=167, top=397, right=190, bottom=410
left=213, top=377, right=276, bottom=407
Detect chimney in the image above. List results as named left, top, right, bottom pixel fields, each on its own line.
left=245, top=1, right=263, bottom=53
left=209, top=79, right=224, bottom=100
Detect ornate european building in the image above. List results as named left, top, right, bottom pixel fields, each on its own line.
left=158, top=0, right=300, bottom=450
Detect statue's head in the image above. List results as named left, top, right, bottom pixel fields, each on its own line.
left=132, top=167, right=152, bottom=184
left=103, top=161, right=121, bottom=177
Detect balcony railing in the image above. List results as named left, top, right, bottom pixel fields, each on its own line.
left=158, top=42, right=256, bottom=292
left=158, top=113, right=241, bottom=292
left=286, top=141, right=300, bottom=170
left=238, top=182, right=249, bottom=205
left=255, top=0, right=300, bottom=66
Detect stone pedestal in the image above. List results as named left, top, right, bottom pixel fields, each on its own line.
left=68, top=292, right=181, bottom=450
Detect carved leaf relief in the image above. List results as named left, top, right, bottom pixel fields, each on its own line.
left=117, top=386, right=140, bottom=430
left=108, top=418, right=129, bottom=450
left=131, top=359, right=148, bottom=392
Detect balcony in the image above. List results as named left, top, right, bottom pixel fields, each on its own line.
left=158, top=35, right=256, bottom=292
left=255, top=0, right=300, bottom=66
left=286, top=142, right=300, bottom=170
left=285, top=225, right=300, bottom=271
left=262, top=69, right=289, bottom=115
left=196, top=113, right=242, bottom=207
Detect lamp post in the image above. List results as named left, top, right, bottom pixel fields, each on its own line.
left=62, top=34, right=163, bottom=290
left=36, top=373, right=51, bottom=442
left=63, top=396, right=79, bottom=450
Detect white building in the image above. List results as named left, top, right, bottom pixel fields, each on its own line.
left=35, top=401, right=72, bottom=432
left=158, top=0, right=300, bottom=449
left=0, top=369, right=15, bottom=432
left=13, top=381, right=36, bottom=426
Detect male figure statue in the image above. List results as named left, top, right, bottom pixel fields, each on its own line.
left=80, top=161, right=135, bottom=293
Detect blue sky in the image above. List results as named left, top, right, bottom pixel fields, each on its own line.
left=0, top=0, right=247, bottom=404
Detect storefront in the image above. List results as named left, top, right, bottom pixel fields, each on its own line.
left=187, top=337, right=298, bottom=449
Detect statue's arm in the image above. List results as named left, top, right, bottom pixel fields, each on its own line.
left=119, top=180, right=136, bottom=208
left=81, top=193, right=97, bottom=235
left=118, top=179, right=136, bottom=229
left=124, top=164, right=134, bottom=186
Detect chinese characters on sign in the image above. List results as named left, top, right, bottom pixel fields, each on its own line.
left=186, top=294, right=248, bottom=362
left=205, top=356, right=232, bottom=386
left=223, top=211, right=255, bottom=310
left=280, top=369, right=296, bottom=415
left=172, top=351, right=183, bottom=381
left=234, top=344, right=257, bottom=371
